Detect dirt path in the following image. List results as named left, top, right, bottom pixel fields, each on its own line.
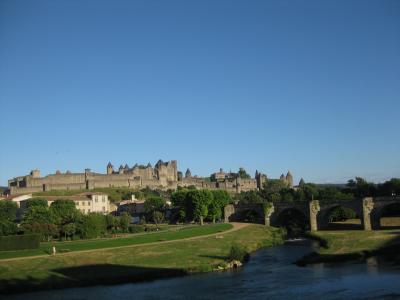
left=0, top=222, right=250, bottom=263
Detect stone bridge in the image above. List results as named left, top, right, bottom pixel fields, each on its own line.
left=224, top=196, right=400, bottom=231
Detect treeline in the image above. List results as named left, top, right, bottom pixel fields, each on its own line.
left=236, top=177, right=400, bottom=204
left=0, top=199, right=131, bottom=240
left=171, top=189, right=231, bottom=224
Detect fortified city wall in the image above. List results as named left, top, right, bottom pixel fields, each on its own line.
left=8, top=160, right=293, bottom=195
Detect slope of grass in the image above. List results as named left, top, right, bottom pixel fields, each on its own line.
left=316, top=229, right=400, bottom=254
left=0, top=223, right=231, bottom=260
left=0, top=224, right=284, bottom=293
left=298, top=229, right=400, bottom=265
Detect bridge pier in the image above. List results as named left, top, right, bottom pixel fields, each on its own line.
left=224, top=204, right=235, bottom=223
left=362, top=197, right=374, bottom=231
left=264, top=204, right=275, bottom=226
left=309, top=200, right=320, bottom=231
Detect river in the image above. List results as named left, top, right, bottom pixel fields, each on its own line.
left=4, top=240, right=400, bottom=300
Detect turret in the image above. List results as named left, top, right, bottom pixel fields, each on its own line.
left=107, top=162, right=114, bottom=175
left=30, top=169, right=40, bottom=178
left=119, top=165, right=124, bottom=174
left=299, top=178, right=305, bottom=186
left=286, top=171, right=293, bottom=188
left=185, top=168, right=192, bottom=178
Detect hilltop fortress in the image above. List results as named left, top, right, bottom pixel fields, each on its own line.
left=7, top=160, right=294, bottom=195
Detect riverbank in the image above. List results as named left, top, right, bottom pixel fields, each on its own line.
left=297, top=229, right=400, bottom=266
left=0, top=224, right=284, bottom=294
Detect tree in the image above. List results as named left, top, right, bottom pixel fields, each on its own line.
left=261, top=179, right=288, bottom=201
left=77, top=213, right=106, bottom=239
left=345, top=177, right=377, bottom=198
left=50, top=199, right=80, bottom=238
left=21, top=206, right=57, bottom=241
left=171, top=189, right=191, bottom=222
left=209, top=190, right=231, bottom=223
left=238, top=168, right=251, bottom=179
left=237, top=190, right=263, bottom=204
left=152, top=211, right=165, bottom=228
left=0, top=200, right=18, bottom=222
left=377, top=178, right=400, bottom=196
left=119, top=212, right=131, bottom=232
left=187, top=190, right=213, bottom=225
left=144, top=196, right=166, bottom=215
left=22, top=206, right=55, bottom=225
left=25, top=198, right=48, bottom=209
left=106, top=214, right=119, bottom=233
left=62, top=223, right=76, bottom=240
left=50, top=199, right=79, bottom=224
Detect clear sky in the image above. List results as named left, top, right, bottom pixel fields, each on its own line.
left=0, top=0, right=399, bottom=186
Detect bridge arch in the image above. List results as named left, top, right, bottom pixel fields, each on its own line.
left=318, top=204, right=362, bottom=230
left=373, top=201, right=400, bottom=229
left=274, top=207, right=308, bottom=237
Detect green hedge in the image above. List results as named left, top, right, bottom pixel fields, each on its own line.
left=0, top=234, right=40, bottom=251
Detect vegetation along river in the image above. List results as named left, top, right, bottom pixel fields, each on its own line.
left=4, top=240, right=400, bottom=300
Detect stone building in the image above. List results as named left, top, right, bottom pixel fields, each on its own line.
left=8, top=160, right=295, bottom=196
left=8, top=160, right=178, bottom=195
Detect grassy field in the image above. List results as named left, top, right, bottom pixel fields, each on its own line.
left=0, top=223, right=230, bottom=260
left=315, top=229, right=400, bottom=254
left=298, top=228, right=400, bottom=265
left=0, top=224, right=284, bottom=293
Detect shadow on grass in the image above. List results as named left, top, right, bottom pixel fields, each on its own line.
left=321, top=222, right=363, bottom=231
left=0, top=264, right=187, bottom=295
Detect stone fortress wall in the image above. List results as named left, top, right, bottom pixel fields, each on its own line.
left=8, top=159, right=294, bottom=195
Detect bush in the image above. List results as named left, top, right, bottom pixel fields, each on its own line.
left=229, top=243, right=248, bottom=262
left=128, top=225, right=145, bottom=233
left=0, top=234, right=40, bottom=251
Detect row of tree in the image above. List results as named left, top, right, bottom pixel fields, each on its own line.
left=171, top=189, right=231, bottom=225
left=0, top=198, right=131, bottom=240
left=237, top=177, right=400, bottom=204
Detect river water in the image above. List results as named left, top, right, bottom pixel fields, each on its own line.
left=5, top=240, right=400, bottom=300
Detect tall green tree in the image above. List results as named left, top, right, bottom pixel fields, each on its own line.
left=187, top=190, right=213, bottom=225
left=119, top=212, right=131, bottom=232
left=209, top=190, right=231, bottom=223
left=25, top=198, right=48, bottom=209
left=50, top=199, right=80, bottom=238
left=0, top=200, right=18, bottom=222
left=144, top=196, right=166, bottom=223
left=78, top=213, right=107, bottom=239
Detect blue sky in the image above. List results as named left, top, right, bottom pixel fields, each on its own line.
left=0, top=0, right=399, bottom=186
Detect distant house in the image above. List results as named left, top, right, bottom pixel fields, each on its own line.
left=0, top=194, right=33, bottom=207
left=39, top=192, right=116, bottom=215
left=0, top=194, right=33, bottom=220
left=117, top=194, right=145, bottom=216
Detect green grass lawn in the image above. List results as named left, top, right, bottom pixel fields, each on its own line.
left=0, top=223, right=231, bottom=260
left=0, top=224, right=284, bottom=293
left=313, top=229, right=400, bottom=254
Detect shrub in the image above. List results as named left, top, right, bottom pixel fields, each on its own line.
left=128, top=225, right=145, bottom=233
left=0, top=234, right=40, bottom=251
left=229, top=243, right=248, bottom=262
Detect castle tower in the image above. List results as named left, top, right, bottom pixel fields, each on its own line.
left=30, top=169, right=41, bottom=178
left=255, top=170, right=267, bottom=189
left=185, top=168, right=192, bottom=178
left=286, top=171, right=293, bottom=188
left=299, top=178, right=305, bottom=186
left=107, top=162, right=114, bottom=175
left=118, top=165, right=124, bottom=174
